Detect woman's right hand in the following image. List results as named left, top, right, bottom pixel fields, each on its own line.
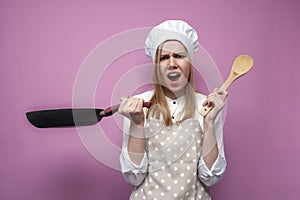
left=118, top=97, right=145, bottom=127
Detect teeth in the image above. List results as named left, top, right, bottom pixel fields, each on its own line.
left=167, top=73, right=180, bottom=80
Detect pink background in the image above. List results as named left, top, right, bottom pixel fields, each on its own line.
left=1, top=0, right=300, bottom=199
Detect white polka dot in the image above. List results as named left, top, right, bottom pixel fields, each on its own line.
left=173, top=141, right=178, bottom=145
left=186, top=192, right=189, bottom=196
left=186, top=166, right=191, bottom=170
left=167, top=137, right=171, bottom=140
left=195, top=128, right=200, bottom=132
left=197, top=139, right=201, bottom=144
left=145, top=182, right=148, bottom=187
left=180, top=172, right=185, bottom=177
left=173, top=154, right=178, bottom=158
left=154, top=172, right=159, bottom=176
left=161, top=179, right=165, bottom=183
left=149, top=178, right=153, bottom=182
left=180, top=147, right=184, bottom=151
left=190, top=122, right=194, bottom=125
left=160, top=192, right=165, bottom=197
left=167, top=148, right=171, bottom=152
left=180, top=160, right=184, bottom=164
left=155, top=135, right=159, bottom=139
left=167, top=173, right=171, bottom=177
left=173, top=193, right=178, bottom=197
left=192, top=185, right=195, bottom=189
left=179, top=135, right=183, bottom=140
left=167, top=186, right=172, bottom=190
left=135, top=193, right=138, bottom=197
left=192, top=146, right=196, bottom=151
left=167, top=161, right=171, bottom=165
left=198, top=194, right=202, bottom=199
left=141, top=189, right=144, bottom=192
left=184, top=129, right=189, bottom=132
left=143, top=195, right=146, bottom=199
left=148, top=141, right=152, bottom=145
left=191, top=198, right=195, bottom=200
left=180, top=186, right=185, bottom=190
left=187, top=179, right=191, bottom=183
left=193, top=172, right=197, bottom=176
left=150, top=128, right=153, bottom=132
left=148, top=191, right=152, bottom=195
left=173, top=179, right=178, bottom=184
left=161, top=166, right=166, bottom=170
left=172, top=132, right=177, bottom=136
left=155, top=185, right=159, bottom=189
left=161, top=130, right=165, bottom=134
left=186, top=153, right=190, bottom=157
left=154, top=147, right=159, bottom=151
left=173, top=166, right=178, bottom=171
left=193, top=159, right=197, bottom=163
left=160, top=141, right=165, bottom=145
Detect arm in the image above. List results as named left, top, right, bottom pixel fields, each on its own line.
left=119, top=97, right=148, bottom=186
left=198, top=88, right=228, bottom=186
left=202, top=88, right=227, bottom=168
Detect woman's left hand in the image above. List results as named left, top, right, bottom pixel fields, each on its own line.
left=202, top=88, right=228, bottom=122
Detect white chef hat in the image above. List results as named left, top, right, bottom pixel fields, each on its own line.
left=145, top=20, right=199, bottom=63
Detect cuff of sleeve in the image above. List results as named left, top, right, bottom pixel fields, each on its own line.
left=120, top=148, right=148, bottom=174
left=198, top=153, right=226, bottom=186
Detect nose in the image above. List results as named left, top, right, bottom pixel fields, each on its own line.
left=168, top=55, right=178, bottom=69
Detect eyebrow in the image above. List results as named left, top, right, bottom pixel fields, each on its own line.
left=160, top=51, right=187, bottom=55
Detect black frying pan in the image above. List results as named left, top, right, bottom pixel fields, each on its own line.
left=26, top=102, right=151, bottom=128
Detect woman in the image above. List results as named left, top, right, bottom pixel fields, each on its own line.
left=119, top=20, right=227, bottom=200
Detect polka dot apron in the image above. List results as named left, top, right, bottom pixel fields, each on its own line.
left=130, top=118, right=211, bottom=200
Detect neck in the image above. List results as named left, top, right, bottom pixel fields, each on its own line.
left=163, top=87, right=184, bottom=100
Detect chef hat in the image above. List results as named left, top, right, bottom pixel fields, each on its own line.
left=145, top=20, right=199, bottom=63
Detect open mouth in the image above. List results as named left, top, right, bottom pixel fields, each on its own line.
left=167, top=72, right=181, bottom=81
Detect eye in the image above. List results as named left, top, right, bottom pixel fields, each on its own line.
left=159, top=55, right=170, bottom=61
left=173, top=53, right=186, bottom=59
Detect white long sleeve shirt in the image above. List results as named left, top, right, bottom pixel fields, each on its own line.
left=120, top=90, right=226, bottom=187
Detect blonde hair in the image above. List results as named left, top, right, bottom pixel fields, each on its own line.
left=146, top=41, right=196, bottom=126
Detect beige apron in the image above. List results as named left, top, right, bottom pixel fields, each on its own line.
left=129, top=118, right=211, bottom=200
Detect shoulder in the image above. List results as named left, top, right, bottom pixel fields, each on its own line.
left=195, top=91, right=207, bottom=103
left=133, top=90, right=154, bottom=102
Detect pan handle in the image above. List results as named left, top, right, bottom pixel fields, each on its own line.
left=104, top=102, right=152, bottom=117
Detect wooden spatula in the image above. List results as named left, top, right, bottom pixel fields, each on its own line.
left=200, top=54, right=254, bottom=116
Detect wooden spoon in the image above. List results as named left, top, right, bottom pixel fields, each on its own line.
left=200, top=54, right=254, bottom=116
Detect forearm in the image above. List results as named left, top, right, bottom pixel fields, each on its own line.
left=128, top=123, right=146, bottom=165
left=202, top=120, right=218, bottom=170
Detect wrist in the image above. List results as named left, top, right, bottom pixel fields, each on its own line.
left=204, top=117, right=214, bottom=125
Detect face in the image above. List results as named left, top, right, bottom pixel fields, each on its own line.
left=157, top=40, right=191, bottom=99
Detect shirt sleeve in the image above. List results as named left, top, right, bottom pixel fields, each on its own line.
left=197, top=105, right=227, bottom=186
left=120, top=92, right=153, bottom=186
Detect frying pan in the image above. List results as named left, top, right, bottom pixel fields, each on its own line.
left=26, top=102, right=151, bottom=128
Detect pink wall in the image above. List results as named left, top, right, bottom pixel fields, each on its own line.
left=1, top=0, right=300, bottom=199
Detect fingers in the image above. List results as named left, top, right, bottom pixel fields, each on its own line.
left=127, top=97, right=144, bottom=113
left=119, top=96, right=145, bottom=118
left=203, top=88, right=228, bottom=108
